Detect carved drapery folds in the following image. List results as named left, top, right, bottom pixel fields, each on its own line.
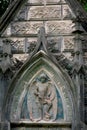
left=20, top=73, right=63, bottom=122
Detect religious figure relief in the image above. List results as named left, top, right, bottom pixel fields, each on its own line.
left=27, top=73, right=57, bottom=122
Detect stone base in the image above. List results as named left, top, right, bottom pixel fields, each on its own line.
left=10, top=121, right=71, bottom=130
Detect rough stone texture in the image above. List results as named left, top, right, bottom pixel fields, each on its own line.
left=63, top=37, right=74, bottom=49
left=27, top=0, right=61, bottom=4
left=0, top=0, right=87, bottom=130
left=28, top=5, right=62, bottom=19
left=11, top=22, right=43, bottom=35
left=13, top=54, right=29, bottom=62
left=11, top=127, right=71, bottom=130
left=62, top=5, right=75, bottom=19
left=10, top=21, right=74, bottom=35
left=0, top=0, right=76, bottom=64
left=84, top=53, right=87, bottom=65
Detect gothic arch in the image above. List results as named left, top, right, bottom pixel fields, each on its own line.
left=2, top=50, right=76, bottom=125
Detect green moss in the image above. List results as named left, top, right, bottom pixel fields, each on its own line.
left=0, top=0, right=10, bottom=17
left=84, top=3, right=87, bottom=11
left=78, top=0, right=87, bottom=11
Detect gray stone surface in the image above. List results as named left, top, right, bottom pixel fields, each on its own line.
left=0, top=0, right=87, bottom=130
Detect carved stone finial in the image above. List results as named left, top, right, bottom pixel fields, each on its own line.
left=36, top=26, right=48, bottom=53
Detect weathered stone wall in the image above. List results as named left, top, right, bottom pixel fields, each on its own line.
left=0, top=0, right=87, bottom=129
left=0, top=0, right=75, bottom=61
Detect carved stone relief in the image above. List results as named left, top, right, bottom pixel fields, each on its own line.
left=11, top=22, right=43, bottom=35
left=13, top=1, right=73, bottom=21
left=0, top=36, right=74, bottom=54
left=11, top=38, right=24, bottom=51
left=62, top=5, right=75, bottom=19
left=0, top=38, right=37, bottom=54
left=27, top=0, right=61, bottom=4
left=13, top=54, right=29, bottom=62
left=14, top=5, right=29, bottom=21
left=46, top=21, right=74, bottom=34
left=63, top=37, right=74, bottom=50
left=47, top=37, right=62, bottom=52
left=11, top=20, right=74, bottom=35
left=2, top=38, right=24, bottom=51
left=28, top=5, right=61, bottom=19
left=21, top=73, right=64, bottom=122
left=55, top=53, right=73, bottom=76
left=63, top=53, right=73, bottom=61
left=27, top=38, right=37, bottom=53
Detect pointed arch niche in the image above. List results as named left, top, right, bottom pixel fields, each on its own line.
left=3, top=50, right=76, bottom=129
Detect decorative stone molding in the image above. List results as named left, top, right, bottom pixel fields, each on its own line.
left=1, top=28, right=76, bottom=130
left=11, top=22, right=43, bottom=35
left=28, top=5, right=61, bottom=19
left=0, top=38, right=24, bottom=73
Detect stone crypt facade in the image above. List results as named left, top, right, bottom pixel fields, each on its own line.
left=0, top=0, right=87, bottom=130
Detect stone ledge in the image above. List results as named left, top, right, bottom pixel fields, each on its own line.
left=11, top=120, right=71, bottom=127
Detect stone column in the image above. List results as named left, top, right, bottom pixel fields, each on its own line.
left=0, top=39, right=12, bottom=122
left=72, top=10, right=85, bottom=129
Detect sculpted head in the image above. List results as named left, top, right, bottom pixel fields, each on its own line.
left=38, top=73, right=48, bottom=83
